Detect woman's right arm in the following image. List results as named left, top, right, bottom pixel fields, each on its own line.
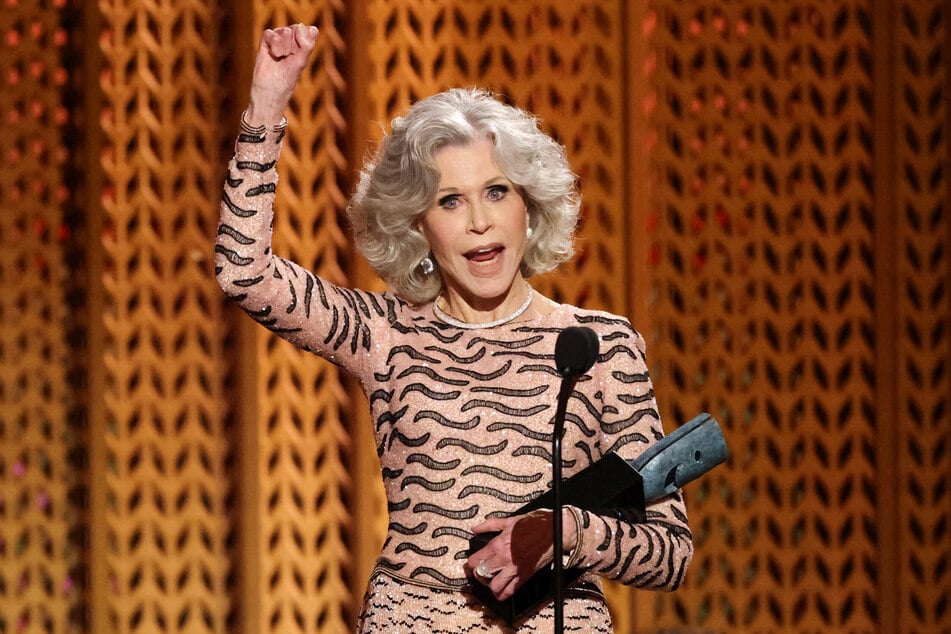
left=215, top=26, right=384, bottom=369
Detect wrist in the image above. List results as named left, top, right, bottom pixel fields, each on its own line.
left=240, top=107, right=288, bottom=136
left=561, top=507, right=579, bottom=552
left=561, top=506, right=584, bottom=568
left=244, top=105, right=285, bottom=129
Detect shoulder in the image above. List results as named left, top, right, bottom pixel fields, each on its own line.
left=556, top=304, right=647, bottom=355
left=378, top=290, right=441, bottom=333
left=560, top=304, right=638, bottom=333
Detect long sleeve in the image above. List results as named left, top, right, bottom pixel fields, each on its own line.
left=214, top=130, right=394, bottom=380
left=565, top=320, right=693, bottom=590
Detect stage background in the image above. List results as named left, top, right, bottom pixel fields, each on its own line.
left=0, top=0, right=948, bottom=632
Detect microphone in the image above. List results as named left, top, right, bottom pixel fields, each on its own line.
left=554, top=326, right=599, bottom=378
left=551, top=326, right=598, bottom=632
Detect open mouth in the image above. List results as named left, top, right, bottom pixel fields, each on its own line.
left=465, top=245, right=504, bottom=262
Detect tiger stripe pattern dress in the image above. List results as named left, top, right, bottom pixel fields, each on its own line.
left=215, top=129, right=693, bottom=632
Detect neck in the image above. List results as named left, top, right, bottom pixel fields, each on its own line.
left=435, top=281, right=533, bottom=328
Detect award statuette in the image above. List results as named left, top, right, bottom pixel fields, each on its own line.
left=467, top=412, right=728, bottom=624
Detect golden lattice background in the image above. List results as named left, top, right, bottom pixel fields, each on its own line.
left=0, top=1, right=948, bottom=633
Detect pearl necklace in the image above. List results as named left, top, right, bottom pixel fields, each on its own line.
left=433, top=284, right=534, bottom=329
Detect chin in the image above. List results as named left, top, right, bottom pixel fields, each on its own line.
left=472, top=277, right=520, bottom=301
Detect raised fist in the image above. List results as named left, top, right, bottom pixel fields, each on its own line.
left=247, top=24, right=319, bottom=127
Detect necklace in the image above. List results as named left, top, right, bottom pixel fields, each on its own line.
left=433, top=283, right=534, bottom=329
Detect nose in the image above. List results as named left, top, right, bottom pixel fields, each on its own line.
left=468, top=200, right=492, bottom=233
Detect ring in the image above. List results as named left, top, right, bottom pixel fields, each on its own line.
left=476, top=559, right=496, bottom=579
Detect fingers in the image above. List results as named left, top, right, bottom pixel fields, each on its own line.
left=466, top=511, right=562, bottom=599
left=472, top=554, right=499, bottom=580
left=259, top=29, right=282, bottom=56
left=470, top=557, right=526, bottom=602
left=295, top=23, right=319, bottom=48
left=262, top=27, right=295, bottom=59
left=466, top=543, right=494, bottom=577
left=466, top=534, right=500, bottom=584
left=471, top=560, right=520, bottom=601
left=260, top=24, right=319, bottom=59
left=492, top=572, right=522, bottom=601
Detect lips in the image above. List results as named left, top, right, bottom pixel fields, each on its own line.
left=465, top=245, right=504, bottom=262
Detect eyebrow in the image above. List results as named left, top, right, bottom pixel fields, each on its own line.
left=435, top=176, right=510, bottom=195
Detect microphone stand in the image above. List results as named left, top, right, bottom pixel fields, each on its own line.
left=551, top=372, right=577, bottom=634
left=550, top=325, right=598, bottom=633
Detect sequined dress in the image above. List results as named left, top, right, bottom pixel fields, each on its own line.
left=215, top=129, right=693, bottom=632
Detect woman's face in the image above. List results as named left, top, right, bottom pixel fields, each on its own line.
left=418, top=137, right=529, bottom=312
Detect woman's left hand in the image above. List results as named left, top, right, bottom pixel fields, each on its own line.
left=467, top=509, right=577, bottom=600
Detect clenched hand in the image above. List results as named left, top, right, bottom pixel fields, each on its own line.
left=246, top=24, right=319, bottom=128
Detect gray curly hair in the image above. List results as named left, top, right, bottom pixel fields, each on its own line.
left=347, top=88, right=580, bottom=305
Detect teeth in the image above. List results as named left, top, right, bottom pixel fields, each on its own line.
left=467, top=247, right=499, bottom=261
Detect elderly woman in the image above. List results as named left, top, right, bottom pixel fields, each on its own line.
left=216, top=25, right=693, bottom=632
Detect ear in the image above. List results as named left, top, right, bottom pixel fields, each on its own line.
left=414, top=212, right=429, bottom=238
left=416, top=221, right=430, bottom=243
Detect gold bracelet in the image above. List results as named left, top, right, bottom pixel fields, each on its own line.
left=240, top=108, right=288, bottom=136
left=563, top=505, right=585, bottom=569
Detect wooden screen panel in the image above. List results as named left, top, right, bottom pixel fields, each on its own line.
left=892, top=1, right=951, bottom=629
left=247, top=2, right=354, bottom=633
left=647, top=2, right=880, bottom=631
left=96, top=1, right=234, bottom=631
left=0, top=2, right=79, bottom=633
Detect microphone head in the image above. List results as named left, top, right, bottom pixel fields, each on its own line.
left=555, top=326, right=600, bottom=376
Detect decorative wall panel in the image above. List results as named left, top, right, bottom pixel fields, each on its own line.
left=647, top=1, right=949, bottom=632
left=247, top=2, right=354, bottom=632
left=0, top=2, right=79, bottom=632
left=0, top=1, right=948, bottom=633
left=891, top=1, right=951, bottom=630
left=97, top=1, right=234, bottom=631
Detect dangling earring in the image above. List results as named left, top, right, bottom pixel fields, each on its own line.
left=419, top=256, right=435, bottom=275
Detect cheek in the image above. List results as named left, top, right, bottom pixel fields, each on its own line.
left=420, top=223, right=455, bottom=258
left=417, top=215, right=436, bottom=244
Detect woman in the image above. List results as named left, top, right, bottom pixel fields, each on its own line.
left=216, top=24, right=693, bottom=632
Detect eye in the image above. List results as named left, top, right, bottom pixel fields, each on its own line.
left=487, top=184, right=509, bottom=201
left=438, top=194, right=461, bottom=210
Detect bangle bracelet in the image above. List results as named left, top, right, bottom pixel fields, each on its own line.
left=563, top=506, right=585, bottom=569
left=240, top=108, right=288, bottom=135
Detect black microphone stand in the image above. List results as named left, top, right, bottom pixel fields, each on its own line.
left=551, top=372, right=577, bottom=634
left=550, top=326, right=598, bottom=633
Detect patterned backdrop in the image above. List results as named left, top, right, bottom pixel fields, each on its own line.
left=648, top=3, right=882, bottom=630
left=0, top=1, right=947, bottom=633
left=0, top=1, right=77, bottom=632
